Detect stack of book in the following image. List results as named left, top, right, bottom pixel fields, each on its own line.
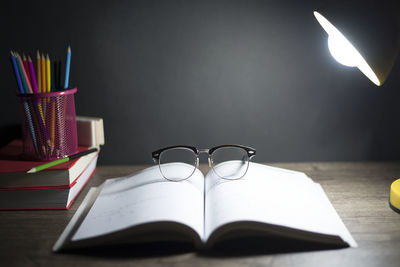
left=0, top=116, right=104, bottom=210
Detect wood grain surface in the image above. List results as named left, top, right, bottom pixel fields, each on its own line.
left=1, top=162, right=400, bottom=267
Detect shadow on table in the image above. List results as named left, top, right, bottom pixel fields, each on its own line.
left=200, top=236, right=347, bottom=258
left=62, top=241, right=194, bottom=258
left=61, top=236, right=348, bottom=259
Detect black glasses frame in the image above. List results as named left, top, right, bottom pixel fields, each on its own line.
left=152, top=144, right=256, bottom=181
left=152, top=144, right=256, bottom=161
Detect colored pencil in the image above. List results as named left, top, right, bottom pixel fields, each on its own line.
left=28, top=56, right=39, bottom=94
left=50, top=101, right=55, bottom=152
left=11, top=52, right=39, bottom=153
left=41, top=53, right=46, bottom=93
left=14, top=54, right=28, bottom=93
left=22, top=54, right=32, bottom=87
left=50, top=57, right=56, bottom=147
left=64, top=45, right=71, bottom=89
left=46, top=54, right=51, bottom=93
left=37, top=50, right=41, bottom=93
left=35, top=52, right=45, bottom=124
left=23, top=102, right=39, bottom=154
left=27, top=148, right=98, bottom=173
left=9, top=45, right=75, bottom=159
left=16, top=53, right=33, bottom=93
left=29, top=55, right=47, bottom=138
left=10, top=52, right=24, bottom=94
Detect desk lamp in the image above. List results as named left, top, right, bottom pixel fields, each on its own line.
left=313, top=0, right=399, bottom=86
left=313, top=0, right=400, bottom=212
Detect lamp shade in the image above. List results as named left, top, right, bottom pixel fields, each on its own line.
left=314, top=0, right=399, bottom=86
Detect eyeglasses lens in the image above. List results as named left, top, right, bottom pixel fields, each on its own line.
left=159, top=148, right=197, bottom=181
left=211, top=147, right=249, bottom=179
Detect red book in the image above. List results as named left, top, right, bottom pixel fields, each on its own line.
left=0, top=140, right=98, bottom=189
left=0, top=140, right=99, bottom=210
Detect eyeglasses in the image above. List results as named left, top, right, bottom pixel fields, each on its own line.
left=152, top=144, right=256, bottom=181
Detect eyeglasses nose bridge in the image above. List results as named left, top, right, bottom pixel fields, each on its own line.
left=208, top=157, right=212, bottom=168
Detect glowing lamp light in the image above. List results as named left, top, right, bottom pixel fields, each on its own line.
left=313, top=1, right=399, bottom=86
left=314, top=11, right=380, bottom=86
left=328, top=35, right=357, bottom=67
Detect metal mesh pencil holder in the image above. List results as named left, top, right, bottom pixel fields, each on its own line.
left=17, top=88, right=78, bottom=161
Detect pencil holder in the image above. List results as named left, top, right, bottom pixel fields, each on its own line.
left=17, top=88, right=79, bottom=161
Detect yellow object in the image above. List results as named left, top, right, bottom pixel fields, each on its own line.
left=38, top=103, right=45, bottom=126
left=49, top=101, right=55, bottom=156
left=46, top=54, right=51, bottom=92
left=390, top=179, right=400, bottom=213
left=37, top=51, right=41, bottom=93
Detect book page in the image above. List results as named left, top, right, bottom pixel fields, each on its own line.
left=72, top=163, right=204, bottom=241
left=204, top=162, right=356, bottom=246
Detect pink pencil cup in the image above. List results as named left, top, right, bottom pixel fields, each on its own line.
left=17, top=88, right=79, bottom=161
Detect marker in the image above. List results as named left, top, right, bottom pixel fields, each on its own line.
left=27, top=148, right=98, bottom=173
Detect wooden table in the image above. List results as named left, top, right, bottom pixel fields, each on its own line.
left=1, top=162, right=400, bottom=267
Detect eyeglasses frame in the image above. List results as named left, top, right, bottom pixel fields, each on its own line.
left=152, top=144, right=256, bottom=181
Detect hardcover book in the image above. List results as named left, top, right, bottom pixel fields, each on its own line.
left=0, top=140, right=98, bottom=189
left=0, top=154, right=98, bottom=210
left=54, top=162, right=356, bottom=251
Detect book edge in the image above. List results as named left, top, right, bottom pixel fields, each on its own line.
left=53, top=187, right=99, bottom=252
left=68, top=150, right=99, bottom=185
left=65, top=165, right=98, bottom=209
left=314, top=183, right=358, bottom=247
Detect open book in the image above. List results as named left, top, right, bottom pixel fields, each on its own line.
left=54, top=162, right=356, bottom=251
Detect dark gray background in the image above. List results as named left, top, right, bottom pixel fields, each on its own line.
left=1, top=0, right=400, bottom=165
